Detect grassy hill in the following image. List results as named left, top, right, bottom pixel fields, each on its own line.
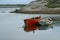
left=0, top=4, right=26, bottom=8
left=46, top=0, right=60, bottom=8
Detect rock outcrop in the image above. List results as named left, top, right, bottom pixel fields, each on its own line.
left=11, top=0, right=60, bottom=14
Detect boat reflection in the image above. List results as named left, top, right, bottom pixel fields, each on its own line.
left=23, top=16, right=53, bottom=33
left=23, top=24, right=53, bottom=33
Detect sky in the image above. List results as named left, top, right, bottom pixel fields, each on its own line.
left=0, top=0, right=34, bottom=4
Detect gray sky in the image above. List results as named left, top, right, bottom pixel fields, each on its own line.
left=0, top=0, right=34, bottom=4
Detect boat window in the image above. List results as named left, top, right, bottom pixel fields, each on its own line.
left=48, top=18, right=52, bottom=21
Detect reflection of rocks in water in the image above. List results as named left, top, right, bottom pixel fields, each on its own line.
left=50, top=16, right=60, bottom=21
left=10, top=9, right=19, bottom=13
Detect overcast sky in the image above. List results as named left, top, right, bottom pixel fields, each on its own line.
left=0, top=0, right=34, bottom=4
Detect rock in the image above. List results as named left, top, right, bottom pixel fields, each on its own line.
left=11, top=0, right=60, bottom=14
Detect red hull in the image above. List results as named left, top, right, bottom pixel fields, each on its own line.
left=24, top=17, right=41, bottom=32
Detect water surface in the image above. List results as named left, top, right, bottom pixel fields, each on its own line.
left=0, top=8, right=60, bottom=40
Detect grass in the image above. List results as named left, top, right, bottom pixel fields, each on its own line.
left=0, top=4, right=27, bottom=8
left=45, top=2, right=60, bottom=8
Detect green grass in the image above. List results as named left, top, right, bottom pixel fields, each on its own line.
left=45, top=2, right=60, bottom=8
left=0, top=4, right=27, bottom=8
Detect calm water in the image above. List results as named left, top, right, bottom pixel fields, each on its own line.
left=0, top=8, right=60, bottom=40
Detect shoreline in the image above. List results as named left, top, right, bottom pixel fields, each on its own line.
left=0, top=4, right=26, bottom=8
left=11, top=12, right=60, bottom=14
left=11, top=8, right=60, bottom=14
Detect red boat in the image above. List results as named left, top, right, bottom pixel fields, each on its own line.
left=24, top=16, right=53, bottom=33
left=24, top=16, right=41, bottom=32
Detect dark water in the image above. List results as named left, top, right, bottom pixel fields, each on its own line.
left=0, top=8, right=60, bottom=40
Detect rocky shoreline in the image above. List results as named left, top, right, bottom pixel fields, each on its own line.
left=11, top=8, right=60, bottom=14
left=10, top=0, right=60, bottom=14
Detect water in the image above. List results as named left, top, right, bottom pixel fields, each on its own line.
left=0, top=8, right=19, bottom=13
left=0, top=8, right=60, bottom=40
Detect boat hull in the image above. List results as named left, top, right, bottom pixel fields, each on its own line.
left=24, top=17, right=41, bottom=32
